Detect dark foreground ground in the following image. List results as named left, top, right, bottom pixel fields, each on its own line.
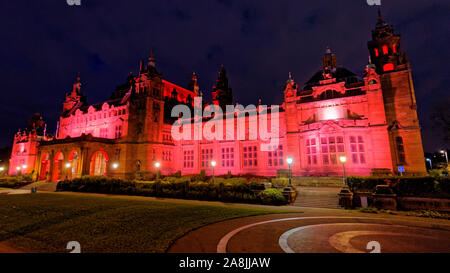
left=1, top=191, right=450, bottom=253
left=0, top=193, right=281, bottom=253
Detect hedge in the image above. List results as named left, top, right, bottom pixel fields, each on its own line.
left=0, top=175, right=33, bottom=188
left=347, top=176, right=450, bottom=198
left=57, top=176, right=288, bottom=205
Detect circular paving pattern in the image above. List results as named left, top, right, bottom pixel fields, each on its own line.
left=218, top=217, right=450, bottom=253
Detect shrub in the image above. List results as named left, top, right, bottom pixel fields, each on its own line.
left=271, top=178, right=289, bottom=188
left=374, top=185, right=394, bottom=195
left=347, top=176, right=449, bottom=198
left=199, top=169, right=206, bottom=181
left=257, top=189, right=287, bottom=205
left=0, top=176, right=33, bottom=188
left=56, top=175, right=289, bottom=205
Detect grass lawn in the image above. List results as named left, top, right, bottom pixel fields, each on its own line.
left=0, top=193, right=282, bottom=253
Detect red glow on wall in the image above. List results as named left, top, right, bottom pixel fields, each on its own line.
left=383, top=63, right=394, bottom=72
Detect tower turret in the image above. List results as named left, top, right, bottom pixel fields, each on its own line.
left=367, top=10, right=409, bottom=74
left=367, top=11, right=426, bottom=175
left=212, top=65, right=233, bottom=109
left=188, top=72, right=200, bottom=95
left=62, top=73, right=86, bottom=115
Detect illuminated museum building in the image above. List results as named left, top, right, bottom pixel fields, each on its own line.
left=9, top=14, right=427, bottom=180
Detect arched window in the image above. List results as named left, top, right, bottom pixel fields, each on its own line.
left=396, top=137, right=406, bottom=164
left=392, top=43, right=397, bottom=54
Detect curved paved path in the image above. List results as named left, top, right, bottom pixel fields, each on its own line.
left=168, top=210, right=450, bottom=253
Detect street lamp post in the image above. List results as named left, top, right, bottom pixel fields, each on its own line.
left=425, top=158, right=432, bottom=169
left=286, top=157, right=293, bottom=188
left=441, top=150, right=448, bottom=165
left=211, top=160, right=216, bottom=183
left=339, top=155, right=347, bottom=187
left=154, top=162, right=161, bottom=180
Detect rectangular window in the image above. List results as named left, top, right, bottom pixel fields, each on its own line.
left=268, top=145, right=284, bottom=167
left=321, top=136, right=344, bottom=165
left=350, top=135, right=366, bottom=164
left=201, top=148, right=213, bottom=168
left=396, top=137, right=406, bottom=164
left=163, top=151, right=172, bottom=161
left=243, top=146, right=257, bottom=167
left=306, top=137, right=318, bottom=165
left=100, top=128, right=108, bottom=138
left=115, top=125, right=122, bottom=138
left=183, top=150, right=194, bottom=168
left=221, top=147, right=234, bottom=167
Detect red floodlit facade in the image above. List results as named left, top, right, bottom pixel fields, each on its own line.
left=9, top=14, right=427, bottom=180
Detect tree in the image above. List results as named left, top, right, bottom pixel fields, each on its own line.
left=431, top=97, right=450, bottom=143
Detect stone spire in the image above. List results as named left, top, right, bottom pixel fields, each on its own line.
left=188, top=72, right=200, bottom=95
left=212, top=65, right=233, bottom=108
left=71, top=72, right=82, bottom=96
left=148, top=48, right=156, bottom=68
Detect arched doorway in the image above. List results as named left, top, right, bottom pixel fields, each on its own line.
left=69, top=151, right=79, bottom=179
left=39, top=153, right=50, bottom=181
left=53, top=152, right=64, bottom=181
left=90, top=151, right=108, bottom=176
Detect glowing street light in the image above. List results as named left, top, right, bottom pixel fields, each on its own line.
left=112, top=163, right=119, bottom=169
left=339, top=155, right=347, bottom=186
left=16, top=166, right=21, bottom=171
left=65, top=163, right=71, bottom=168
left=0, top=167, right=4, bottom=172
left=211, top=160, right=216, bottom=183
left=22, top=165, right=27, bottom=169
left=286, top=157, right=293, bottom=187
left=155, top=161, right=161, bottom=180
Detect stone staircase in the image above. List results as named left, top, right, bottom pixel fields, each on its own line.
left=293, top=187, right=341, bottom=209
left=20, top=181, right=58, bottom=192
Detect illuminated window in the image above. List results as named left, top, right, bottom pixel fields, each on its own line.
left=115, top=125, right=122, bottom=138
left=221, top=147, right=234, bottom=167
left=374, top=48, right=379, bottom=57
left=268, top=145, right=284, bottom=167
left=321, top=136, right=344, bottom=165
left=350, top=136, right=366, bottom=164
left=382, top=45, right=389, bottom=55
left=163, top=151, right=172, bottom=161
left=383, top=63, right=394, bottom=72
left=392, top=44, right=397, bottom=53
left=100, top=128, right=108, bottom=138
left=396, top=137, right=406, bottom=164
left=243, top=146, right=258, bottom=167
left=306, top=138, right=318, bottom=165
left=201, top=148, right=213, bottom=168
left=183, top=150, right=194, bottom=168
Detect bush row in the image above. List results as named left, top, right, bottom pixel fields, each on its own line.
left=56, top=176, right=288, bottom=205
left=347, top=176, right=450, bottom=198
left=0, top=175, right=33, bottom=188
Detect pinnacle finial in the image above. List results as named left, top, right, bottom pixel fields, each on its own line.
left=148, top=48, right=156, bottom=68
left=325, top=46, right=332, bottom=55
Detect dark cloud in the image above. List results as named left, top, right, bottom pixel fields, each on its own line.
left=0, top=0, right=448, bottom=153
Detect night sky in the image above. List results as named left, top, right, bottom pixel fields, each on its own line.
left=0, top=0, right=448, bottom=152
